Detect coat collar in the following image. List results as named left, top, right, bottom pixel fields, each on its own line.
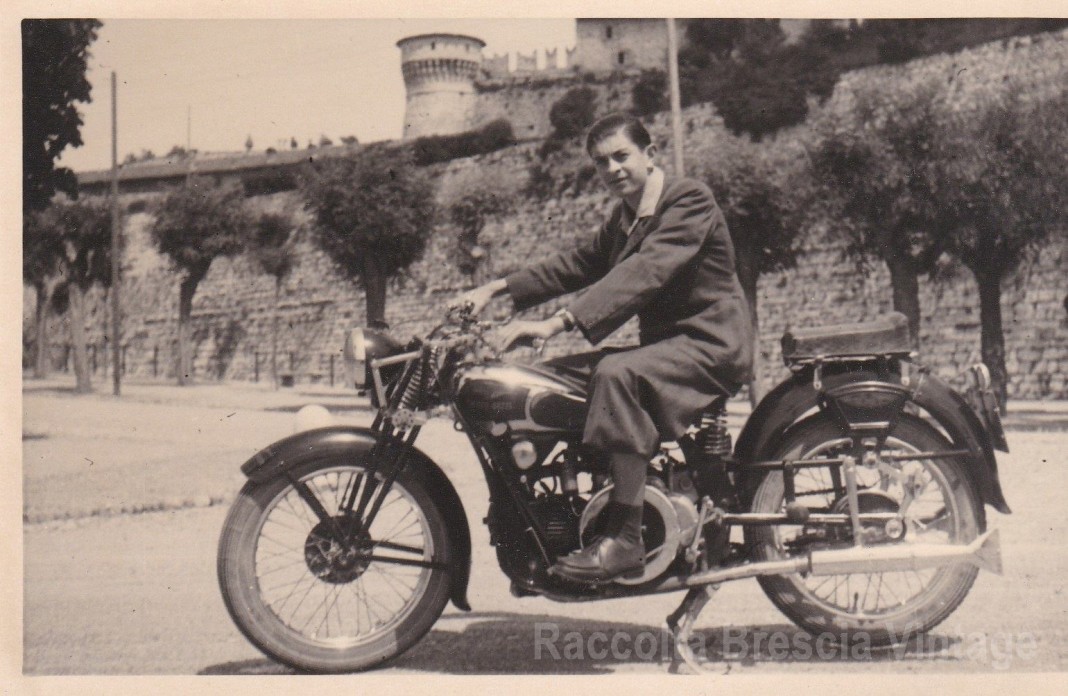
left=621, top=166, right=665, bottom=230
left=616, top=169, right=670, bottom=261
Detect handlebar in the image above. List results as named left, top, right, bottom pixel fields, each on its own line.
left=429, top=302, right=545, bottom=358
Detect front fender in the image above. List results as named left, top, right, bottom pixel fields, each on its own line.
left=240, top=426, right=473, bottom=611
left=735, top=368, right=1010, bottom=515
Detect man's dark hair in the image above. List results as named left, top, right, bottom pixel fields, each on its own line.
left=585, top=113, right=652, bottom=154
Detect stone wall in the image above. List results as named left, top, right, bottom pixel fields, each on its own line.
left=29, top=31, right=1068, bottom=399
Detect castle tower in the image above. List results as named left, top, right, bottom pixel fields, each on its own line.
left=574, top=19, right=673, bottom=72
left=397, top=33, right=485, bottom=139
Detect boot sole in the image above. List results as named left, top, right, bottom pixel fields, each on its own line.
left=550, top=564, right=645, bottom=584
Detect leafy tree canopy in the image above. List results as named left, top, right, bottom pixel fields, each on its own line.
left=250, top=212, right=298, bottom=281
left=150, top=177, right=253, bottom=283
left=936, top=83, right=1068, bottom=276
left=22, top=19, right=101, bottom=213
left=679, top=19, right=842, bottom=140
left=299, top=148, right=436, bottom=283
left=30, top=198, right=113, bottom=317
left=809, top=78, right=949, bottom=273
left=23, top=208, right=65, bottom=288
left=549, top=87, right=598, bottom=140
left=631, top=69, right=668, bottom=117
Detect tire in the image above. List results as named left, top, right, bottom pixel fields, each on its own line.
left=746, top=414, right=985, bottom=647
left=217, top=456, right=452, bottom=672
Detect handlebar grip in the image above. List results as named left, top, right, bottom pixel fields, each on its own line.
left=511, top=335, right=539, bottom=349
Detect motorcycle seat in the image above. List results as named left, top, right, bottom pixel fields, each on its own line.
left=780, top=312, right=912, bottom=363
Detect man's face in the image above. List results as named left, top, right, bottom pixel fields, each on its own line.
left=589, top=129, right=656, bottom=203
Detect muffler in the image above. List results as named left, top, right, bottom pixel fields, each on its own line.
left=685, top=529, right=1002, bottom=588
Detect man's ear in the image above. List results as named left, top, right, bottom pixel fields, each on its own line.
left=644, top=143, right=658, bottom=163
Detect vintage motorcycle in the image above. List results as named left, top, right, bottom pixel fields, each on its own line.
left=217, top=307, right=1010, bottom=673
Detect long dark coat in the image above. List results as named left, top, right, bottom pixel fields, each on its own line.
left=505, top=177, right=754, bottom=455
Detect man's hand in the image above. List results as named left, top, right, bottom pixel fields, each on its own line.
left=495, top=316, right=567, bottom=353
left=449, top=278, right=508, bottom=316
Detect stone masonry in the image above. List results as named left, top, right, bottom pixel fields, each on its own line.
left=31, top=30, right=1068, bottom=399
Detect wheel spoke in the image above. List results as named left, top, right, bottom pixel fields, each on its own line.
left=350, top=554, right=445, bottom=570
left=240, top=462, right=439, bottom=653
left=257, top=557, right=311, bottom=577
left=754, top=424, right=976, bottom=622
left=373, top=540, right=425, bottom=555
left=291, top=478, right=332, bottom=523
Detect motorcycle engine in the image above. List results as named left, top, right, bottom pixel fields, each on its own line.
left=530, top=494, right=584, bottom=556
left=487, top=492, right=586, bottom=589
left=578, top=480, right=701, bottom=585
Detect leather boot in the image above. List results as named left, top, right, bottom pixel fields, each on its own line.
left=552, top=501, right=645, bottom=582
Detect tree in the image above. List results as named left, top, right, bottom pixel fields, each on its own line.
left=808, top=78, right=950, bottom=349
left=150, top=178, right=254, bottom=385
left=165, top=145, right=193, bottom=160
left=248, top=212, right=298, bottom=388
left=934, top=84, right=1068, bottom=408
left=123, top=148, right=156, bottom=164
left=23, top=211, right=65, bottom=377
left=549, top=87, right=598, bottom=140
left=449, top=189, right=514, bottom=275
left=33, top=199, right=113, bottom=392
left=697, top=136, right=805, bottom=404
left=22, top=19, right=101, bottom=213
left=632, top=69, right=667, bottom=117
left=299, top=149, right=436, bottom=327
left=679, top=19, right=841, bottom=141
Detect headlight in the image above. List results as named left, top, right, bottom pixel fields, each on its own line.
left=343, top=328, right=367, bottom=388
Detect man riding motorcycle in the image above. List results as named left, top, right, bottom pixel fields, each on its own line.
left=455, top=112, right=754, bottom=582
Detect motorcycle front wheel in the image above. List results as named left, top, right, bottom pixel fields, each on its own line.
left=746, top=413, right=984, bottom=647
left=217, top=456, right=452, bottom=672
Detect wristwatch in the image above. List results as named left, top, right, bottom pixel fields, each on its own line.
left=553, top=308, right=577, bottom=332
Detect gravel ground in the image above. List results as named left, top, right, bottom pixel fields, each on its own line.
left=16, top=375, right=1068, bottom=680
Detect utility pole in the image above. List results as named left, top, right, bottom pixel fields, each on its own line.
left=666, top=18, right=685, bottom=177
left=110, top=71, right=122, bottom=395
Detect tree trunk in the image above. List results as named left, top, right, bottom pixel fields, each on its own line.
left=272, top=276, right=280, bottom=390
left=735, top=247, right=763, bottom=408
left=884, top=252, right=922, bottom=351
left=33, top=281, right=51, bottom=378
left=975, top=266, right=1009, bottom=411
left=68, top=284, right=92, bottom=393
left=362, top=253, right=387, bottom=328
left=177, top=277, right=198, bottom=386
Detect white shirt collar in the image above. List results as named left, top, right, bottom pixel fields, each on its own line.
left=624, top=166, right=665, bottom=235
left=635, top=166, right=665, bottom=219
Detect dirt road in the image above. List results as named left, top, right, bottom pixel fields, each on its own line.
left=20, top=384, right=1068, bottom=674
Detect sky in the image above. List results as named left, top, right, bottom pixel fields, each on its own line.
left=59, top=18, right=576, bottom=173
left=45, top=1, right=1060, bottom=173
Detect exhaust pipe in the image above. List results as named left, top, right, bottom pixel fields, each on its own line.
left=685, top=529, right=1002, bottom=588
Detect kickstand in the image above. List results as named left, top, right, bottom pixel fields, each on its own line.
left=665, top=584, right=719, bottom=674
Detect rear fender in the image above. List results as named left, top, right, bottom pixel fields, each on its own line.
left=240, top=426, right=473, bottom=611
left=734, top=367, right=1010, bottom=514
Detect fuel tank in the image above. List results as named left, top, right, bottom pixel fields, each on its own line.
left=454, top=362, right=588, bottom=434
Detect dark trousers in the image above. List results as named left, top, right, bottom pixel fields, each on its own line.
left=540, top=337, right=735, bottom=461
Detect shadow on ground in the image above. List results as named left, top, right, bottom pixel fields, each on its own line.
left=200, top=612, right=966, bottom=675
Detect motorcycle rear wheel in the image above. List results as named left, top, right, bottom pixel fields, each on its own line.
left=746, top=414, right=984, bottom=647
left=217, top=456, right=452, bottom=672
